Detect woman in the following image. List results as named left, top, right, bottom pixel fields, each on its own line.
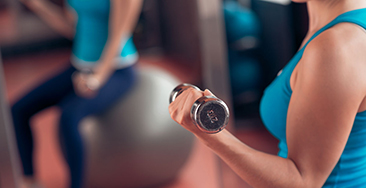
left=12, top=0, right=142, bottom=187
left=169, top=0, right=366, bottom=187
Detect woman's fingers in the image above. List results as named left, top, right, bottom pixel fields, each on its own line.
left=169, top=87, right=204, bottom=132
left=169, top=88, right=193, bottom=123
left=72, top=73, right=97, bottom=98
left=179, top=89, right=197, bottom=125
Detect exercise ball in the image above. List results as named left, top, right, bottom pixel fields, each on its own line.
left=80, top=67, right=194, bottom=188
left=223, top=1, right=260, bottom=50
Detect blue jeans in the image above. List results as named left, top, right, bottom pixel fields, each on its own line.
left=11, top=64, right=136, bottom=188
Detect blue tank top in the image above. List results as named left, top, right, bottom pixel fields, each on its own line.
left=260, top=8, right=366, bottom=187
left=67, top=0, right=138, bottom=69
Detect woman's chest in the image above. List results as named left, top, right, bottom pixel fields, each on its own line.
left=259, top=51, right=304, bottom=140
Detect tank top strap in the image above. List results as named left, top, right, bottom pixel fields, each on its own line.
left=302, top=8, right=366, bottom=51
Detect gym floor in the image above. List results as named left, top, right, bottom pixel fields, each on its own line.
left=3, top=49, right=278, bottom=188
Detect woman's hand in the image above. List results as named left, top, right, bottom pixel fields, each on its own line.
left=72, top=72, right=101, bottom=98
left=169, top=88, right=215, bottom=135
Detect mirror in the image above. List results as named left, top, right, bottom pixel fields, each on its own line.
left=0, top=0, right=227, bottom=187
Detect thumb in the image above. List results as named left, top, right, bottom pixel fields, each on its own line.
left=203, top=89, right=215, bottom=97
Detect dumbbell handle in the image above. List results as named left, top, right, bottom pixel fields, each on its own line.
left=169, top=83, right=201, bottom=104
left=170, top=83, right=229, bottom=134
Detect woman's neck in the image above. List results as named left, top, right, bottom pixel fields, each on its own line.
left=307, top=0, right=366, bottom=34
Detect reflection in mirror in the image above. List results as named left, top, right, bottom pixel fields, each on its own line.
left=0, top=0, right=229, bottom=187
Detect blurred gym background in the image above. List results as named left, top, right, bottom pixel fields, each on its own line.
left=0, top=0, right=308, bottom=187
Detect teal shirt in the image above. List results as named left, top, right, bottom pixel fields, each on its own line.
left=67, top=0, right=138, bottom=68
left=260, top=8, right=366, bottom=187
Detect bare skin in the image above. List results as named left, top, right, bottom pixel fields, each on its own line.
left=19, top=0, right=142, bottom=186
left=21, top=0, right=142, bottom=98
left=169, top=0, right=366, bottom=187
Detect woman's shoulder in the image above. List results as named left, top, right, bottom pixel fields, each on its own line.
left=296, top=22, right=366, bottom=97
left=302, top=22, right=366, bottom=72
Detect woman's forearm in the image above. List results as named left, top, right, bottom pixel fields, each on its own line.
left=196, top=130, right=310, bottom=188
left=93, top=0, right=142, bottom=82
left=25, top=0, right=74, bottom=39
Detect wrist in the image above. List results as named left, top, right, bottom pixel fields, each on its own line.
left=194, top=129, right=227, bottom=148
left=93, top=66, right=114, bottom=84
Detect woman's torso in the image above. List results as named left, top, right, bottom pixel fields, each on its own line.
left=260, top=8, right=366, bottom=187
left=67, top=0, right=138, bottom=69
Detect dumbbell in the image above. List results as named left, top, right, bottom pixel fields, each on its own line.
left=169, top=83, right=230, bottom=134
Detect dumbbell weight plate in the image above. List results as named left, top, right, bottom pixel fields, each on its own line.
left=191, top=96, right=229, bottom=134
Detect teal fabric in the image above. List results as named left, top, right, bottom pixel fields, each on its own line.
left=67, top=0, right=138, bottom=65
left=260, top=8, right=366, bottom=187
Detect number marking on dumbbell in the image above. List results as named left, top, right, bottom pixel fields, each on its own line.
left=207, top=110, right=219, bottom=123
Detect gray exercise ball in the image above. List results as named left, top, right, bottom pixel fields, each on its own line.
left=80, top=67, right=194, bottom=188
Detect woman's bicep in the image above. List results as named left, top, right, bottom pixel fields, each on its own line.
left=286, top=34, right=365, bottom=187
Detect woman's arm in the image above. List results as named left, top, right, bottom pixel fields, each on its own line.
left=20, top=0, right=75, bottom=39
left=73, top=0, right=142, bottom=98
left=171, top=89, right=307, bottom=188
left=91, top=0, right=142, bottom=86
left=169, top=25, right=366, bottom=188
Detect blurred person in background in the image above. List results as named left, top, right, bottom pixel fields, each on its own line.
left=11, top=0, right=142, bottom=187
left=170, top=0, right=366, bottom=187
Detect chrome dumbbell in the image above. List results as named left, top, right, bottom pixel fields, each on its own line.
left=169, top=83, right=229, bottom=134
